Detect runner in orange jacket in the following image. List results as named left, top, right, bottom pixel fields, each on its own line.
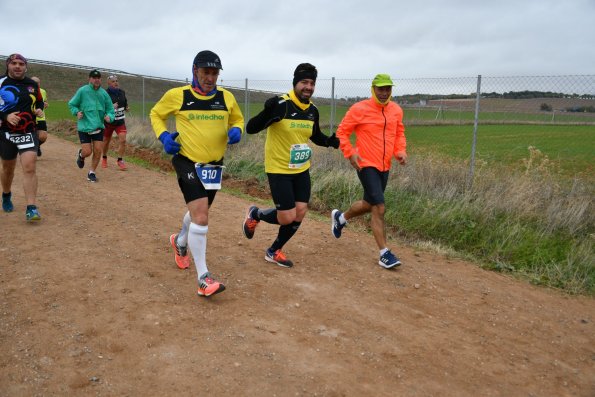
left=331, top=73, right=407, bottom=269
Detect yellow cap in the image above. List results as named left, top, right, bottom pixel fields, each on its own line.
left=372, top=73, right=394, bottom=87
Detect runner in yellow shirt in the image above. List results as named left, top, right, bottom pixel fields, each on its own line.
left=31, top=76, right=48, bottom=157
left=241, top=63, right=339, bottom=268
left=150, top=50, right=243, bottom=297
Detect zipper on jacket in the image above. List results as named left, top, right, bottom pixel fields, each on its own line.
left=381, top=107, right=387, bottom=171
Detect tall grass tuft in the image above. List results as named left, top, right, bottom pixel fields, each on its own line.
left=125, top=116, right=165, bottom=151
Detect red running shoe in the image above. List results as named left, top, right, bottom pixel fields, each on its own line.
left=170, top=233, right=190, bottom=269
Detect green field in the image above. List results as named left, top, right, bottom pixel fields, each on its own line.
left=48, top=99, right=594, bottom=179
left=405, top=124, right=595, bottom=177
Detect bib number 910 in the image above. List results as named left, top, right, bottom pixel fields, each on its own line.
left=194, top=163, right=224, bottom=190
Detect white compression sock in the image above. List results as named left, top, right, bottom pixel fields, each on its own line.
left=188, top=223, right=209, bottom=279
left=177, top=211, right=192, bottom=247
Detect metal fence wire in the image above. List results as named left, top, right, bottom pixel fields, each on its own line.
left=2, top=55, right=594, bottom=181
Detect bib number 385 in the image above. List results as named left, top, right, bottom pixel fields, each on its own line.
left=195, top=164, right=224, bottom=190
left=288, top=144, right=312, bottom=169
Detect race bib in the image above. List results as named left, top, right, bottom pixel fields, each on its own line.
left=288, top=143, right=312, bottom=169
left=87, top=129, right=102, bottom=135
left=195, top=163, right=224, bottom=190
left=6, top=132, right=35, bottom=149
left=114, top=107, right=125, bottom=120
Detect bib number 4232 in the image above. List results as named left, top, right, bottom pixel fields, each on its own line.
left=6, top=132, right=35, bottom=149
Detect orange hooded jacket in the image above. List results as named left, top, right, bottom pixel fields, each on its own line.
left=335, top=97, right=406, bottom=172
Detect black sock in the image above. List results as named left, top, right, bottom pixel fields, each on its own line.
left=117, top=157, right=122, bottom=161
left=258, top=208, right=279, bottom=225
left=2, top=192, right=11, bottom=199
left=270, top=221, right=301, bottom=251
left=102, top=155, right=107, bottom=159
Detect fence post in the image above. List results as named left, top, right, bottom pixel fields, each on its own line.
left=330, top=77, right=336, bottom=133
left=244, top=78, right=249, bottom=130
left=467, top=74, right=482, bottom=189
left=142, top=76, right=145, bottom=120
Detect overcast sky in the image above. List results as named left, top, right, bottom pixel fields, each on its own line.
left=2, top=0, right=594, bottom=82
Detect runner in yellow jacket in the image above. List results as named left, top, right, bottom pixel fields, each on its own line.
left=150, top=50, right=244, bottom=297
left=331, top=73, right=407, bottom=269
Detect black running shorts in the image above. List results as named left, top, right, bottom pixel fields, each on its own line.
left=36, top=121, right=47, bottom=131
left=266, top=170, right=311, bottom=211
left=78, top=129, right=104, bottom=144
left=0, top=130, right=39, bottom=160
left=357, top=167, right=389, bottom=205
left=172, top=154, right=218, bottom=205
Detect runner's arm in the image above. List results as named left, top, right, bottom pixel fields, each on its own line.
left=309, top=117, right=338, bottom=148
left=246, top=96, right=285, bottom=134
left=67, top=89, right=82, bottom=116
left=150, top=89, right=179, bottom=138
left=392, top=108, right=407, bottom=163
left=335, top=107, right=359, bottom=158
left=103, top=91, right=116, bottom=123
left=225, top=92, right=244, bottom=132
left=34, top=86, right=44, bottom=112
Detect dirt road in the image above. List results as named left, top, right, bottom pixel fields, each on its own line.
left=1, top=135, right=593, bottom=396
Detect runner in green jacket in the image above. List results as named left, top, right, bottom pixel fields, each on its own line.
left=68, top=69, right=115, bottom=182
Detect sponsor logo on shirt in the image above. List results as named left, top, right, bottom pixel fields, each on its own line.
left=290, top=121, right=312, bottom=129
left=188, top=113, right=225, bottom=121
left=210, top=101, right=226, bottom=111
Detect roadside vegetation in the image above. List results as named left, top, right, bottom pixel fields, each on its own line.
left=51, top=115, right=591, bottom=295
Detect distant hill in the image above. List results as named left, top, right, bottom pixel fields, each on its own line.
left=6, top=58, right=272, bottom=104
left=21, top=62, right=187, bottom=102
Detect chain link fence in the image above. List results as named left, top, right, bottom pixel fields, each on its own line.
left=221, top=75, right=595, bottom=130
left=222, top=75, right=594, bottom=183
left=6, top=56, right=593, bottom=127
left=3, top=55, right=594, bottom=180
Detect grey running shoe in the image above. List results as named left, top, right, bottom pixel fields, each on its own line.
left=197, top=272, right=226, bottom=297
left=265, top=248, right=293, bottom=268
left=242, top=205, right=260, bottom=239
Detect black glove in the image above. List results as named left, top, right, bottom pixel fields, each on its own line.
left=264, top=96, right=280, bottom=111
left=326, top=133, right=340, bottom=149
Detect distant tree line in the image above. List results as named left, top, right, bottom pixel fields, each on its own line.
left=483, top=90, right=593, bottom=100
left=341, top=90, right=594, bottom=104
